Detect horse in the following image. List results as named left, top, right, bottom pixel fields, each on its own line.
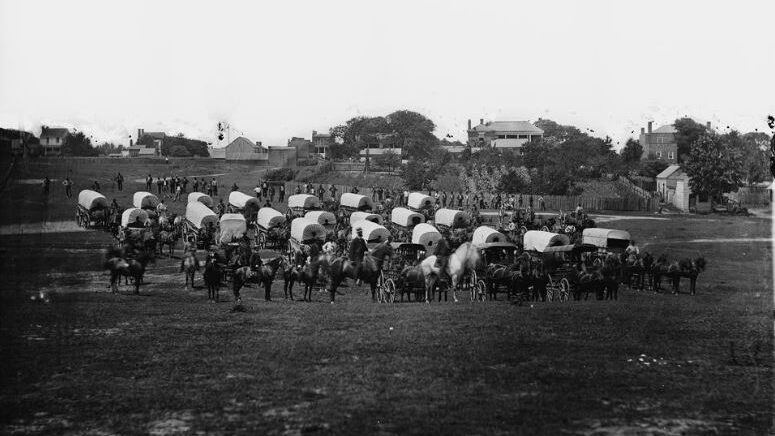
left=281, top=259, right=300, bottom=300
left=180, top=250, right=200, bottom=290
left=232, top=256, right=286, bottom=302
left=296, top=254, right=321, bottom=302
left=600, top=254, right=622, bottom=300
left=105, top=248, right=153, bottom=294
left=651, top=254, right=670, bottom=292
left=105, top=248, right=130, bottom=293
left=203, top=255, right=221, bottom=302
left=324, top=242, right=394, bottom=303
left=158, top=229, right=179, bottom=258
left=419, top=242, right=481, bottom=303
left=666, top=257, right=707, bottom=295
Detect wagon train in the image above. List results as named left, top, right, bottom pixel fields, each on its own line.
left=338, top=193, right=374, bottom=224
left=523, top=230, right=573, bottom=301
left=287, top=218, right=327, bottom=262
left=183, top=202, right=219, bottom=249
left=472, top=226, right=515, bottom=300
left=187, top=192, right=214, bottom=208
left=390, top=207, right=425, bottom=242
left=287, top=194, right=321, bottom=218
left=76, top=190, right=110, bottom=229
left=377, top=242, right=427, bottom=303
left=133, top=191, right=160, bottom=219
left=256, top=207, right=288, bottom=250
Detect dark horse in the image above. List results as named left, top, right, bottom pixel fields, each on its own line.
left=664, top=256, right=707, bottom=295
left=203, top=254, right=221, bottom=302
left=180, top=249, right=200, bottom=290
left=104, top=247, right=154, bottom=294
left=295, top=253, right=321, bottom=302
left=323, top=243, right=394, bottom=303
left=232, top=256, right=286, bottom=302
left=281, top=257, right=300, bottom=300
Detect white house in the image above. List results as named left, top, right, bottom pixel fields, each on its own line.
left=656, top=165, right=711, bottom=212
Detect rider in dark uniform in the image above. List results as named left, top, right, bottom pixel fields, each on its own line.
left=349, top=227, right=368, bottom=284
left=434, top=237, right=451, bottom=281
left=249, top=248, right=263, bottom=272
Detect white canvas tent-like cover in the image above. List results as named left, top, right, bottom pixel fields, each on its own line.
left=290, top=218, right=326, bottom=242
left=78, top=190, right=108, bottom=210
left=522, top=230, right=571, bottom=252
left=188, top=192, right=214, bottom=208
left=472, top=226, right=508, bottom=246
left=133, top=191, right=160, bottom=209
left=219, top=213, right=247, bottom=244
left=257, top=207, right=286, bottom=229
left=391, top=207, right=425, bottom=227
left=412, top=223, right=442, bottom=248
left=305, top=210, right=337, bottom=227
left=121, top=208, right=148, bottom=227
left=434, top=208, right=467, bottom=228
left=186, top=202, right=219, bottom=229
left=407, top=192, right=434, bottom=210
left=288, top=194, right=320, bottom=210
left=339, top=193, right=374, bottom=211
left=352, top=220, right=390, bottom=244
left=581, top=228, right=631, bottom=249
left=350, top=211, right=383, bottom=225
left=228, top=191, right=261, bottom=210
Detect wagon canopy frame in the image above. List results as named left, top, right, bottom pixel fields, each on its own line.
left=186, top=202, right=219, bottom=230
left=523, top=230, right=571, bottom=252
left=257, top=207, right=286, bottom=230
left=187, top=192, right=214, bottom=208
left=133, top=191, right=160, bottom=210
left=78, top=190, right=108, bottom=211
left=411, top=223, right=443, bottom=248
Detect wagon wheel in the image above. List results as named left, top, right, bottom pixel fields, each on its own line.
left=258, top=232, right=267, bottom=249
left=383, top=278, right=396, bottom=304
left=476, top=280, right=487, bottom=302
left=546, top=276, right=557, bottom=301
left=559, top=278, right=570, bottom=302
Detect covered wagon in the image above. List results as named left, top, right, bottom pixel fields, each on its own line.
left=305, top=210, right=337, bottom=230
left=187, top=192, right=214, bottom=208
left=218, top=213, right=247, bottom=245
left=288, top=218, right=327, bottom=261
left=228, top=191, right=261, bottom=222
left=256, top=207, right=288, bottom=250
left=434, top=208, right=467, bottom=230
left=339, top=193, right=374, bottom=213
left=391, top=207, right=425, bottom=228
left=581, top=228, right=631, bottom=253
left=287, top=194, right=321, bottom=217
left=411, top=223, right=443, bottom=249
left=121, top=207, right=149, bottom=228
left=133, top=191, right=160, bottom=211
left=407, top=192, right=435, bottom=211
left=522, top=230, right=571, bottom=253
left=352, top=220, right=391, bottom=248
left=472, top=226, right=508, bottom=246
left=76, top=189, right=109, bottom=228
left=184, top=202, right=219, bottom=248
left=350, top=211, right=383, bottom=225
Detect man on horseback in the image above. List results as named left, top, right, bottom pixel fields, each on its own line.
left=349, top=227, right=368, bottom=285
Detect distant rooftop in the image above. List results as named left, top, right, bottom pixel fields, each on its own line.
left=652, top=125, right=677, bottom=134
left=471, top=121, right=544, bottom=134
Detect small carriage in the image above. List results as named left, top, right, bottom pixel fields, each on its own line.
left=133, top=191, right=160, bottom=219
left=76, top=190, right=109, bottom=229
left=523, top=231, right=575, bottom=301
left=476, top=242, right=520, bottom=301
left=304, top=210, right=337, bottom=235
left=187, top=192, right=214, bottom=208
left=119, top=208, right=149, bottom=246
left=581, top=228, right=631, bottom=259
left=287, top=194, right=321, bottom=218
left=350, top=211, right=383, bottom=226
left=184, top=202, right=219, bottom=249
left=378, top=242, right=427, bottom=303
left=256, top=207, right=288, bottom=250
left=338, top=193, right=374, bottom=224
left=390, top=207, right=425, bottom=242
left=541, top=243, right=599, bottom=301
left=228, top=191, right=261, bottom=223
left=287, top=218, right=327, bottom=262
left=351, top=220, right=391, bottom=249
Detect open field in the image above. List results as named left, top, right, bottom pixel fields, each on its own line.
left=0, top=160, right=773, bottom=435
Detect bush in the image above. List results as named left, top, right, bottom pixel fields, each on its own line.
left=266, top=167, right=297, bottom=181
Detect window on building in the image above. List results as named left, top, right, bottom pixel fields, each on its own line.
left=656, top=151, right=662, bottom=159
left=497, top=135, right=506, bottom=139
left=518, top=134, right=528, bottom=139
left=668, top=151, right=674, bottom=160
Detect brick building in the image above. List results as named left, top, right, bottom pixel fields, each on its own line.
left=639, top=122, right=678, bottom=162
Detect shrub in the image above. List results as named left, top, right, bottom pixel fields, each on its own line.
left=265, top=167, right=297, bottom=181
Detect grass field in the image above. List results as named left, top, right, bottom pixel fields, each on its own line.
left=0, top=159, right=773, bottom=435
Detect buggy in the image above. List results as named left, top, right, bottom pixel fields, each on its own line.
left=377, top=242, right=427, bottom=303
left=541, top=243, right=599, bottom=301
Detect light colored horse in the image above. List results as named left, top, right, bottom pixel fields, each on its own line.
left=419, top=242, right=481, bottom=303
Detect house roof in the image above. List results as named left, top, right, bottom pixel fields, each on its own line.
left=471, top=121, right=544, bottom=134
left=359, top=148, right=402, bottom=156
left=226, top=136, right=267, bottom=151
left=40, top=128, right=69, bottom=138
left=652, top=125, right=677, bottom=134
left=656, top=164, right=682, bottom=179
left=143, top=132, right=166, bottom=139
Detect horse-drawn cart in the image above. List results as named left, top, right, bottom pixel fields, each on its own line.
left=407, top=192, right=435, bottom=212
left=287, top=218, right=327, bottom=262
left=133, top=191, right=160, bottom=219
left=581, top=228, right=631, bottom=258
left=287, top=194, right=321, bottom=218
left=76, top=190, right=109, bottom=229
left=338, top=193, right=374, bottom=224
left=352, top=220, right=391, bottom=249
left=378, top=242, right=427, bottom=303
left=228, top=191, right=261, bottom=223
left=184, top=202, right=219, bottom=249
left=304, top=210, right=337, bottom=234
left=434, top=208, right=468, bottom=231
left=390, top=207, right=424, bottom=242
left=541, top=243, right=599, bottom=301
left=411, top=223, right=443, bottom=249
left=256, top=207, right=288, bottom=250
left=350, top=211, right=383, bottom=226
left=188, top=192, right=214, bottom=208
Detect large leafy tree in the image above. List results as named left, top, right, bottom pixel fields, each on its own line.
left=673, top=117, right=708, bottom=162
left=739, top=131, right=770, bottom=185
left=161, top=134, right=209, bottom=157
left=620, top=138, right=643, bottom=163
left=64, top=131, right=98, bottom=156
left=684, top=133, right=744, bottom=202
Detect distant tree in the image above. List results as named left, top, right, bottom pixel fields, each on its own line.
left=374, top=150, right=402, bottom=173
left=63, top=131, right=98, bottom=156
left=161, top=134, right=208, bottom=157
left=638, top=160, right=669, bottom=178
left=95, top=142, right=123, bottom=155
left=136, top=135, right=155, bottom=147
left=170, top=145, right=191, bottom=157
left=673, top=117, right=708, bottom=162
left=401, top=159, right=434, bottom=190
left=741, top=132, right=770, bottom=185
left=328, top=141, right=360, bottom=160
left=498, top=166, right=532, bottom=193
left=620, top=138, right=643, bottom=163
left=684, top=133, right=744, bottom=202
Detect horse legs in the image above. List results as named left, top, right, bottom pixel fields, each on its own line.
left=424, top=276, right=435, bottom=303
left=264, top=280, right=271, bottom=301
left=233, top=279, right=243, bottom=303
left=690, top=275, right=697, bottom=296
left=671, top=275, right=680, bottom=294
left=134, top=274, right=141, bottom=294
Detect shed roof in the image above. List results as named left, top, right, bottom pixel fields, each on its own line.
left=656, top=164, right=683, bottom=179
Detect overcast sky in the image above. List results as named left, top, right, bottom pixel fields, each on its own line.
left=1, top=0, right=773, bottom=149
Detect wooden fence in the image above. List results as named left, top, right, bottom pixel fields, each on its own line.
left=279, top=181, right=659, bottom=212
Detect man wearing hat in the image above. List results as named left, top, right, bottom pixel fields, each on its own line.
left=349, top=227, right=368, bottom=285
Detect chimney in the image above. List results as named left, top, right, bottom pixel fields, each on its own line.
left=640, top=127, right=645, bottom=135
left=706, top=121, right=711, bottom=129
left=467, top=119, right=471, bottom=130
left=256, top=141, right=262, bottom=147
left=480, top=118, right=484, bottom=126
left=647, top=121, right=652, bottom=133
left=312, top=130, right=317, bottom=137
left=130, top=139, right=133, bottom=147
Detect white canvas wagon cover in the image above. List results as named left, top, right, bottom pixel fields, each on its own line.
left=407, top=192, right=435, bottom=210
left=288, top=194, right=320, bottom=210
left=582, top=228, right=631, bottom=248
left=257, top=207, right=286, bottom=229
left=121, top=208, right=148, bottom=227
left=186, top=202, right=218, bottom=230
left=434, top=208, right=467, bottom=228
left=391, top=207, right=425, bottom=227
left=133, top=191, right=160, bottom=209
left=305, top=210, right=336, bottom=227
left=339, top=193, right=374, bottom=211
left=290, top=218, right=326, bottom=242
left=219, top=213, right=247, bottom=243
left=229, top=191, right=261, bottom=210
left=523, top=230, right=571, bottom=253
left=472, top=226, right=507, bottom=246
left=412, top=223, right=443, bottom=248
left=352, top=220, right=390, bottom=243
left=187, top=192, right=214, bottom=208
left=350, top=211, right=383, bottom=225
left=78, top=190, right=108, bottom=210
